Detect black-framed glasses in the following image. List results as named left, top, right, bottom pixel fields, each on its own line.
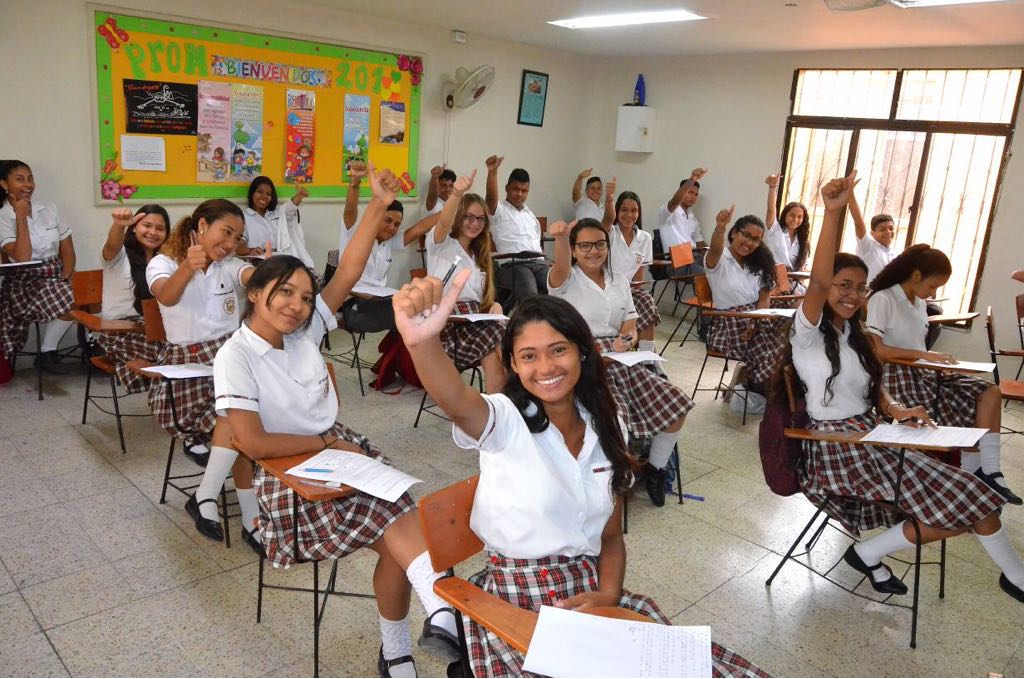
left=575, top=240, right=608, bottom=252
left=736, top=229, right=762, bottom=245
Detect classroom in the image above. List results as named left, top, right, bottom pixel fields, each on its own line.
left=2, top=0, right=1024, bottom=676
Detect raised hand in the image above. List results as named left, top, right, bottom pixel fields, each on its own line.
left=485, top=155, right=504, bottom=172
left=430, top=164, right=445, bottom=178
left=348, top=160, right=368, bottom=184
left=393, top=269, right=472, bottom=348
left=691, top=167, right=708, bottom=182
left=12, top=195, right=31, bottom=221
left=577, top=167, right=593, bottom=180
left=367, top=162, right=401, bottom=205
left=293, top=186, right=310, bottom=203
left=821, top=170, right=857, bottom=212
left=548, top=219, right=574, bottom=240
left=112, top=207, right=143, bottom=232
left=715, top=205, right=735, bottom=229
left=765, top=174, right=781, bottom=188
left=186, top=230, right=209, bottom=272
left=453, top=170, right=476, bottom=195
left=606, top=176, right=617, bottom=201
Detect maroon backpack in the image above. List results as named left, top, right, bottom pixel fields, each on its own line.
left=370, top=330, right=423, bottom=394
left=757, top=379, right=809, bottom=497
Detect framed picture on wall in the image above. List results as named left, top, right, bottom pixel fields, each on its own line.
left=517, top=70, right=549, bottom=127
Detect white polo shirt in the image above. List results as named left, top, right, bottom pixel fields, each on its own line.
left=574, top=198, right=604, bottom=222
left=549, top=266, right=637, bottom=339
left=214, top=295, right=339, bottom=434
left=857, top=234, right=896, bottom=284
left=657, top=204, right=701, bottom=249
left=146, top=254, right=253, bottom=346
left=427, top=235, right=484, bottom=304
left=0, top=201, right=70, bottom=260
left=489, top=200, right=541, bottom=255
left=792, top=304, right=872, bottom=421
left=424, top=201, right=444, bottom=218
left=865, top=284, right=928, bottom=352
left=609, top=225, right=653, bottom=279
left=706, top=246, right=763, bottom=310
left=765, top=220, right=800, bottom=270
left=453, top=394, right=615, bottom=559
left=101, top=247, right=137, bottom=320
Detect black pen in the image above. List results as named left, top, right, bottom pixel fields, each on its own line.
left=441, top=256, right=462, bottom=286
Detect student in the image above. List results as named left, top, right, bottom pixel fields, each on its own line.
left=425, top=170, right=506, bottom=391
left=95, top=205, right=169, bottom=393
left=484, top=154, right=548, bottom=302
left=0, top=159, right=76, bottom=374
left=849, top=189, right=896, bottom=285
left=866, top=245, right=1021, bottom=504
left=424, top=165, right=456, bottom=216
left=763, top=173, right=809, bottom=291
left=600, top=179, right=660, bottom=355
left=549, top=218, right=693, bottom=507
left=704, top=209, right=786, bottom=391
left=779, top=170, right=1024, bottom=604
left=238, top=176, right=314, bottom=269
left=571, top=167, right=604, bottom=221
left=657, top=167, right=707, bottom=276
left=393, top=279, right=766, bottom=678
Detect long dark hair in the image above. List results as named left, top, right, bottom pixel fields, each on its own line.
left=0, top=160, right=30, bottom=205
left=247, top=176, right=278, bottom=213
left=870, top=244, right=952, bottom=294
left=161, top=199, right=244, bottom=262
left=569, top=218, right=613, bottom=281
left=728, top=215, right=777, bottom=290
left=242, top=255, right=320, bottom=333
left=501, top=296, right=636, bottom=494
left=125, top=204, right=170, bottom=315
left=770, top=253, right=882, bottom=410
left=779, top=201, right=810, bottom=271
left=614, top=191, right=643, bottom=230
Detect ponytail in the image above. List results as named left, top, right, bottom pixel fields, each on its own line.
left=870, top=244, right=952, bottom=293
left=159, top=198, right=243, bottom=262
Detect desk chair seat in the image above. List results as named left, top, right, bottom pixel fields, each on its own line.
left=986, top=307, right=1024, bottom=431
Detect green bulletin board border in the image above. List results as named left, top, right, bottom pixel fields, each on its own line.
left=93, top=9, right=421, bottom=201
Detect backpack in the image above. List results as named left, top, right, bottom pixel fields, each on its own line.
left=370, top=330, right=423, bottom=394
left=757, top=388, right=809, bottom=496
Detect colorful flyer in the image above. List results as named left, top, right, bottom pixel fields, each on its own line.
left=379, top=101, right=406, bottom=144
left=196, top=80, right=232, bottom=182
left=123, top=79, right=198, bottom=135
left=342, top=94, right=370, bottom=180
left=284, top=89, right=315, bottom=184
left=230, top=84, right=264, bottom=180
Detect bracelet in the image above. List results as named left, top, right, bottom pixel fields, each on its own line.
left=885, top=401, right=902, bottom=416
left=318, top=434, right=329, bottom=448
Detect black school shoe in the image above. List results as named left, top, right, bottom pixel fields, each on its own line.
left=378, top=645, right=417, bottom=678
left=1000, top=574, right=1024, bottom=603
left=974, top=468, right=1024, bottom=506
left=185, top=493, right=223, bottom=542
left=843, top=545, right=909, bottom=595
left=183, top=440, right=210, bottom=468
left=645, top=466, right=668, bottom=507
left=240, top=527, right=263, bottom=556
left=418, top=608, right=461, bottom=663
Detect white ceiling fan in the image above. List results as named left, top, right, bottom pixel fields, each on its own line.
left=824, top=0, right=1009, bottom=9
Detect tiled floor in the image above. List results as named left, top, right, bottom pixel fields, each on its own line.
left=2, top=300, right=1024, bottom=677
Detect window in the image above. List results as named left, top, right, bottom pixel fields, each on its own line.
left=779, top=68, right=1023, bottom=318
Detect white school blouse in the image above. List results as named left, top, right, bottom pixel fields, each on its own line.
left=489, top=200, right=541, bottom=255
left=426, top=235, right=484, bottom=303
left=865, top=284, right=928, bottom=353
left=100, top=247, right=137, bottom=320
left=656, top=204, right=701, bottom=249
left=765, top=220, right=799, bottom=270
left=214, top=296, right=339, bottom=434
left=0, top=201, right=71, bottom=261
left=549, top=266, right=637, bottom=338
left=609, top=225, right=653, bottom=280
left=791, top=304, right=873, bottom=421
left=145, top=254, right=253, bottom=346
left=706, top=246, right=763, bottom=309
left=857, top=234, right=896, bottom=284
left=573, top=198, right=604, bottom=222
left=452, top=394, right=615, bottom=559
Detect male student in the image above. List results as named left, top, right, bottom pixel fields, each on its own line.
left=658, top=167, right=708, bottom=276
left=571, top=168, right=604, bottom=221
left=485, top=154, right=548, bottom=302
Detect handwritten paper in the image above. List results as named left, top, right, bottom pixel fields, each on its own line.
left=861, top=423, right=988, bottom=449
left=120, top=135, right=166, bottom=171
left=286, top=449, right=422, bottom=502
left=523, top=606, right=711, bottom=678
left=742, top=308, right=796, bottom=318
left=914, top=358, right=995, bottom=373
left=604, top=351, right=665, bottom=367
left=141, top=363, right=214, bottom=379
left=0, top=260, right=43, bottom=270
left=451, top=313, right=509, bottom=323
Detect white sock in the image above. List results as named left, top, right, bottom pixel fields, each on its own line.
left=195, top=446, right=237, bottom=521
left=406, top=552, right=457, bottom=636
left=648, top=430, right=677, bottom=470
left=976, top=526, right=1024, bottom=588
left=960, top=451, right=981, bottom=473
left=637, top=339, right=656, bottom=353
left=854, top=522, right=913, bottom=583
left=40, top=319, right=73, bottom=352
left=979, top=433, right=1007, bottom=489
left=236, top=488, right=260, bottom=539
left=379, top=614, right=416, bottom=675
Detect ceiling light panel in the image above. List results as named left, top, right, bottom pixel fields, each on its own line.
left=547, top=9, right=705, bottom=29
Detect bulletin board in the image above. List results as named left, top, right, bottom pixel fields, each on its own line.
left=92, top=10, right=422, bottom=203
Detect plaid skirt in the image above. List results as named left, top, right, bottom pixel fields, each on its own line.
left=441, top=301, right=505, bottom=371
left=94, top=329, right=165, bottom=394
left=253, top=422, right=415, bottom=569
left=0, top=257, right=73, bottom=355
left=597, top=337, right=694, bottom=440
left=146, top=335, right=229, bottom=439
left=883, top=363, right=990, bottom=428
left=632, top=287, right=661, bottom=333
left=706, top=304, right=787, bottom=385
left=799, top=411, right=1004, bottom=535
left=465, top=552, right=767, bottom=678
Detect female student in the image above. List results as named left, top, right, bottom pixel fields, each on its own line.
left=0, top=159, right=76, bottom=375
left=866, top=245, right=1021, bottom=504
left=239, top=176, right=314, bottom=269
left=213, top=167, right=459, bottom=678
left=95, top=205, right=170, bottom=393
left=763, top=174, right=810, bottom=277
left=704, top=209, right=786, bottom=392
left=549, top=218, right=693, bottom=507
left=393, top=276, right=766, bottom=677
left=781, top=171, right=1024, bottom=604
left=600, top=179, right=661, bottom=355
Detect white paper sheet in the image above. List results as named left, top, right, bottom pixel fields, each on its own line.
left=0, top=260, right=42, bottom=270
left=603, top=350, right=666, bottom=367
left=914, top=358, right=995, bottom=373
left=522, top=606, right=711, bottom=678
left=351, top=283, right=400, bottom=297
left=451, top=313, right=509, bottom=323
left=861, top=423, right=988, bottom=449
left=140, top=363, right=214, bottom=379
left=120, top=135, right=166, bottom=171
left=286, top=449, right=422, bottom=502
left=741, top=308, right=796, bottom=318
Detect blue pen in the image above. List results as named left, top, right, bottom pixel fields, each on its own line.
left=303, top=468, right=332, bottom=473
left=682, top=493, right=705, bottom=502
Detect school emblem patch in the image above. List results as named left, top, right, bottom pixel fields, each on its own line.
left=224, top=296, right=236, bottom=315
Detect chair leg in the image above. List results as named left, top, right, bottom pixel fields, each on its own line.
left=672, top=445, right=684, bottom=504
left=766, top=500, right=829, bottom=586
left=35, top=322, right=43, bottom=401
left=220, top=485, right=232, bottom=549
left=622, top=491, right=629, bottom=535
left=713, top=359, right=730, bottom=401
left=453, top=597, right=472, bottom=677
left=690, top=353, right=711, bottom=400
left=659, top=307, right=691, bottom=356
left=939, top=538, right=947, bottom=599
left=160, top=438, right=176, bottom=504
left=109, top=374, right=127, bottom=455
left=741, top=386, right=749, bottom=426
left=312, top=560, right=321, bottom=678
left=413, top=390, right=430, bottom=428
left=256, top=553, right=265, bottom=623
left=908, top=518, right=923, bottom=649
left=351, top=332, right=366, bottom=397
left=81, top=360, right=93, bottom=425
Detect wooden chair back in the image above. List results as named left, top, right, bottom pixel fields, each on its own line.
left=141, top=298, right=167, bottom=343
left=1016, top=294, right=1024, bottom=348
left=783, top=365, right=798, bottom=414
left=72, top=269, right=104, bottom=310
left=326, top=362, right=341, bottom=406
left=693, top=275, right=713, bottom=306
left=418, top=476, right=483, bottom=573
left=411, top=267, right=427, bottom=279
left=538, top=216, right=548, bottom=233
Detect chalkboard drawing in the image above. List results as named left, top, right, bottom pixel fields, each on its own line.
left=138, top=84, right=191, bottom=113
left=123, top=79, right=199, bottom=135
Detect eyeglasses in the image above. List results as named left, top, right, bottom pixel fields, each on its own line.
left=736, top=230, right=762, bottom=245
left=463, top=214, right=486, bottom=225
left=832, top=281, right=871, bottom=297
left=574, top=240, right=608, bottom=252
